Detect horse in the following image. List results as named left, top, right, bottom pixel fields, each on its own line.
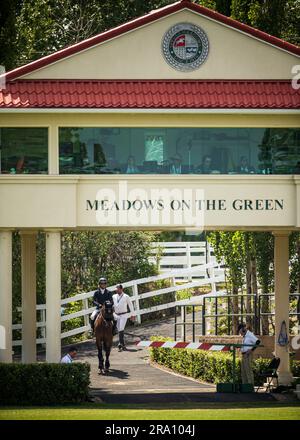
left=94, top=300, right=114, bottom=375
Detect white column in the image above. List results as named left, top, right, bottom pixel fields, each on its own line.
left=46, top=230, right=61, bottom=363
left=20, top=231, right=37, bottom=363
left=273, top=231, right=293, bottom=385
left=48, top=124, right=59, bottom=175
left=0, top=231, right=12, bottom=362
left=132, top=283, right=141, bottom=325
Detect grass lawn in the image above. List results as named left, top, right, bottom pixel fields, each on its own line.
left=0, top=402, right=300, bottom=420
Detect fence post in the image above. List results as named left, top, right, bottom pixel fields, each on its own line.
left=132, top=283, right=141, bottom=325
left=180, top=306, right=185, bottom=340
left=41, top=308, right=46, bottom=348
left=207, top=244, right=216, bottom=293
left=215, top=296, right=218, bottom=335
left=83, top=298, right=90, bottom=336
left=227, top=295, right=231, bottom=335
left=174, top=305, right=177, bottom=341
left=202, top=298, right=206, bottom=335
left=258, top=294, right=261, bottom=335
left=192, top=305, right=195, bottom=342
left=240, top=294, right=244, bottom=325
left=186, top=243, right=192, bottom=282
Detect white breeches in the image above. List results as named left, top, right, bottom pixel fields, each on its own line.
left=115, top=313, right=128, bottom=332
left=91, top=310, right=99, bottom=320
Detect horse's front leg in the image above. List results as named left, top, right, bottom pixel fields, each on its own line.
left=104, top=341, right=111, bottom=373
left=97, top=342, right=104, bottom=374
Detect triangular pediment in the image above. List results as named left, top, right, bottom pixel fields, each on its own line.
left=5, top=2, right=300, bottom=81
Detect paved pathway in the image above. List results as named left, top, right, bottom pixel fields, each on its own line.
left=72, top=319, right=274, bottom=404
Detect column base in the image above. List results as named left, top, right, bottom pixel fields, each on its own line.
left=278, top=371, right=293, bottom=386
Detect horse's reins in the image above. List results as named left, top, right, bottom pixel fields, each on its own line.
left=97, top=305, right=112, bottom=327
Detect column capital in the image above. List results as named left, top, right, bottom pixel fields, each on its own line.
left=19, top=230, right=38, bottom=236
left=44, top=229, right=63, bottom=233
left=272, top=230, right=291, bottom=237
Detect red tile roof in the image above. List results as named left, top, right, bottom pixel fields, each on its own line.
left=1, top=0, right=299, bottom=82
left=0, top=80, right=299, bottom=109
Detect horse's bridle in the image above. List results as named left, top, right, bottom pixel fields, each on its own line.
left=98, top=303, right=113, bottom=327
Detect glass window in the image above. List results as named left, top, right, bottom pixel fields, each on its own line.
left=0, top=128, right=48, bottom=174
left=59, top=127, right=300, bottom=175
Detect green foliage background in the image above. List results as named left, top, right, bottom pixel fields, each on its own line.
left=0, top=0, right=299, bottom=70
left=12, top=231, right=158, bottom=343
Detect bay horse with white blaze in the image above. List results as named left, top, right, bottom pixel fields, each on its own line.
left=94, top=300, right=114, bottom=374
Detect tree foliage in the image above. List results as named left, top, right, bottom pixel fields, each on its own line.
left=60, top=230, right=157, bottom=297
left=231, top=0, right=300, bottom=44
left=208, top=230, right=300, bottom=335
left=12, top=230, right=157, bottom=318
left=1, top=0, right=299, bottom=70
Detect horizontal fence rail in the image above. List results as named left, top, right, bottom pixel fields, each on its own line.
left=175, top=293, right=300, bottom=340
left=12, top=259, right=225, bottom=347
left=149, top=241, right=225, bottom=280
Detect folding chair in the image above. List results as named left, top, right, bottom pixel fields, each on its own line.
left=256, top=357, right=280, bottom=393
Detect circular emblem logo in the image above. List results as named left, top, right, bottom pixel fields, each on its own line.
left=162, top=23, right=209, bottom=71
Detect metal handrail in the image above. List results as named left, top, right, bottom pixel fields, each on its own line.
left=174, top=293, right=300, bottom=339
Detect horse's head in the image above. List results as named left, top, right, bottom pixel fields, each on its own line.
left=102, top=300, right=114, bottom=321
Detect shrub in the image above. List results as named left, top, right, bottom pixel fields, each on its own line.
left=0, top=362, right=90, bottom=405
left=150, top=337, right=300, bottom=385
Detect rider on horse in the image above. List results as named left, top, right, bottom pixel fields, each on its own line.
left=90, top=277, right=117, bottom=335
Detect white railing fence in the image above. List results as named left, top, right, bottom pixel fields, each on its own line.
left=12, top=260, right=225, bottom=347
left=149, top=241, right=224, bottom=280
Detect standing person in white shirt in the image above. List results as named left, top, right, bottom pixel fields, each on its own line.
left=238, top=323, right=261, bottom=384
left=113, top=284, right=135, bottom=352
left=60, top=346, right=78, bottom=364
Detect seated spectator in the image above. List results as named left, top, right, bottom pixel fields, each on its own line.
left=196, top=155, right=215, bottom=174
left=61, top=346, right=78, bottom=364
left=124, top=155, right=140, bottom=174
left=169, top=153, right=182, bottom=174
left=235, top=156, right=255, bottom=174
left=159, top=159, right=171, bottom=173
left=142, top=160, right=158, bottom=173
left=16, top=156, right=25, bottom=173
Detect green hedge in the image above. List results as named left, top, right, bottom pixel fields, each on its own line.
left=150, top=337, right=300, bottom=386
left=0, top=362, right=90, bottom=405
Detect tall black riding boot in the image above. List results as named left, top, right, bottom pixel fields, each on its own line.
left=90, top=318, right=95, bottom=333
left=118, top=330, right=126, bottom=351
left=112, top=320, right=118, bottom=336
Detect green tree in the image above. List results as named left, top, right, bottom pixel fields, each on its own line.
left=231, top=0, right=300, bottom=43
left=208, top=231, right=246, bottom=333
left=281, top=0, right=300, bottom=45
left=0, top=0, right=22, bottom=70
left=253, top=232, right=274, bottom=335
left=231, top=0, right=253, bottom=24
left=60, top=230, right=157, bottom=297
left=3, top=0, right=300, bottom=70
left=12, top=230, right=157, bottom=324
left=243, top=232, right=258, bottom=330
